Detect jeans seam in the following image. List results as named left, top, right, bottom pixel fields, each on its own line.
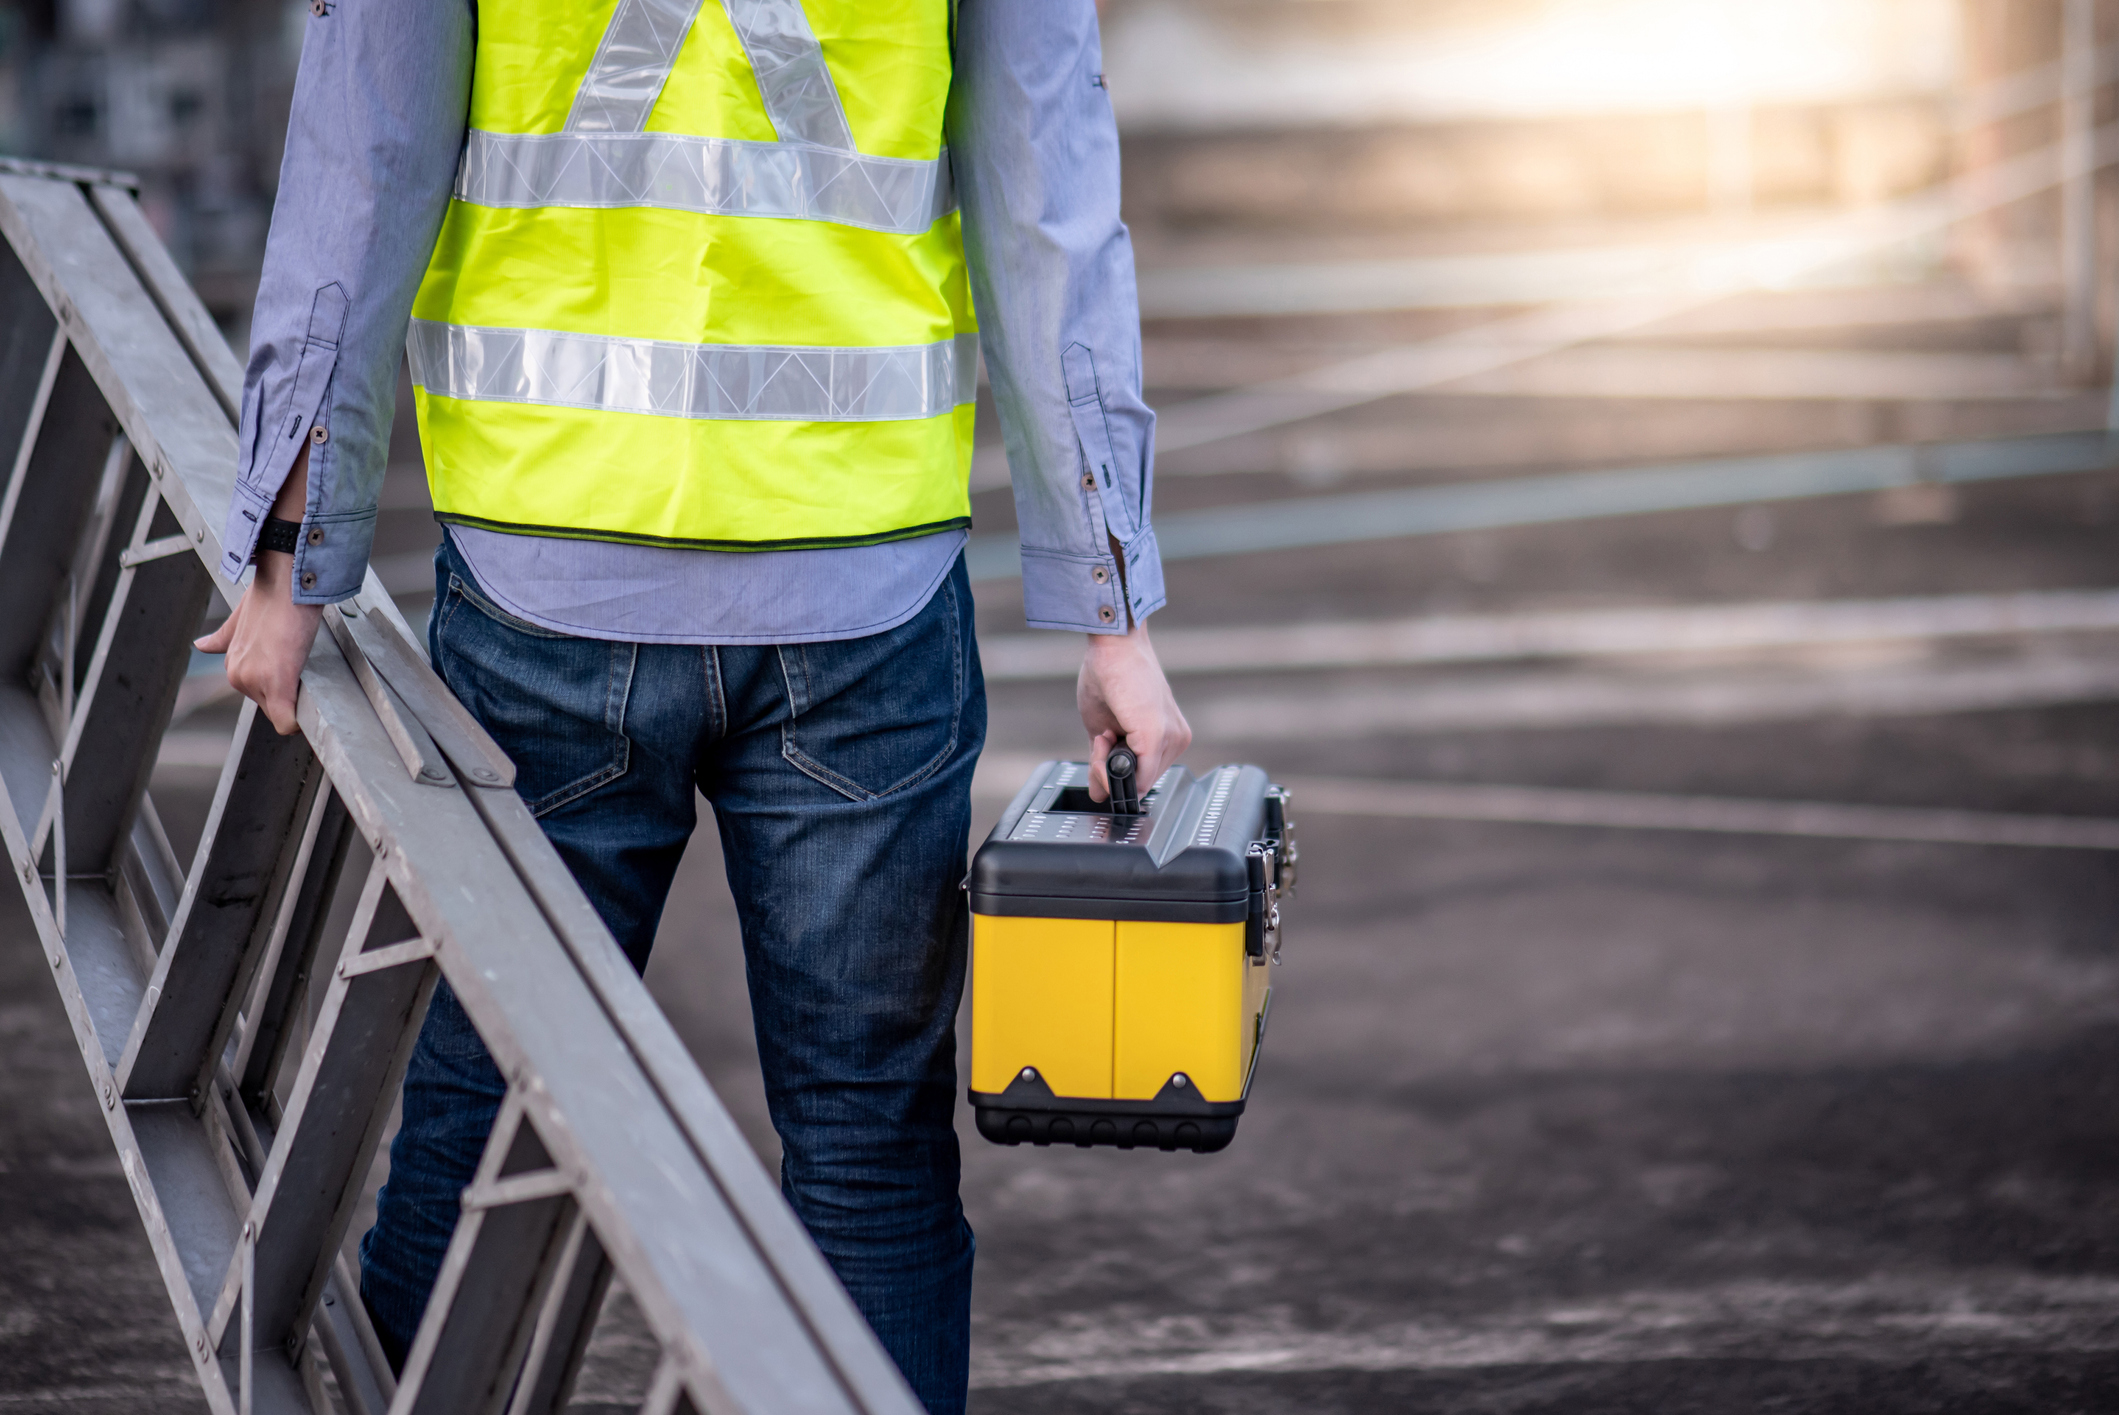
left=607, top=642, right=637, bottom=735
left=777, top=642, right=810, bottom=717
left=703, top=646, right=727, bottom=742
left=777, top=573, right=966, bottom=804
left=527, top=753, right=628, bottom=819
left=436, top=585, right=464, bottom=649
left=441, top=586, right=634, bottom=818
left=536, top=641, right=637, bottom=818
left=781, top=742, right=876, bottom=802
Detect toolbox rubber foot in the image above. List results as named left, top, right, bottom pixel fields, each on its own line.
left=974, top=1106, right=1238, bottom=1153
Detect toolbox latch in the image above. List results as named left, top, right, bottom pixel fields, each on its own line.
left=1266, top=785, right=1298, bottom=897
left=1245, top=842, right=1282, bottom=964
left=1246, top=785, right=1295, bottom=964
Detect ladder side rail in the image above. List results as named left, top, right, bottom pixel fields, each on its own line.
left=0, top=174, right=240, bottom=568
left=87, top=183, right=245, bottom=422
left=0, top=168, right=928, bottom=1415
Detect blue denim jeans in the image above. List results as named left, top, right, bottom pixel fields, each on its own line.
left=358, top=531, right=983, bottom=1413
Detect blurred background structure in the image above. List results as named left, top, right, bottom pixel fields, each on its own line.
left=11, top=0, right=2119, bottom=1410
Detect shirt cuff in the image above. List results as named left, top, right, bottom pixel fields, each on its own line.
left=288, top=510, right=377, bottom=603
left=1021, top=525, right=1166, bottom=633
left=219, top=489, right=375, bottom=604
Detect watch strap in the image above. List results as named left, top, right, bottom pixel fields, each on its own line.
left=254, top=517, right=302, bottom=559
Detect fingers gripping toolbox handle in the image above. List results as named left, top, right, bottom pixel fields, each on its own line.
left=1106, top=742, right=1142, bottom=815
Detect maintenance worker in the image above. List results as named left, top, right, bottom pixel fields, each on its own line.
left=194, top=0, right=1188, bottom=1408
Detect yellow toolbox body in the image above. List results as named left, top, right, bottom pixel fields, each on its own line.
left=968, top=760, right=1295, bottom=1153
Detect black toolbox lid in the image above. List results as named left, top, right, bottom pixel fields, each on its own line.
left=970, top=761, right=1274, bottom=923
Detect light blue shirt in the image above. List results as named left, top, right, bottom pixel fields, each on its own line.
left=217, top=0, right=1164, bottom=643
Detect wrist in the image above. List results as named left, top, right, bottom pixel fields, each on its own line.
left=251, top=548, right=293, bottom=595
left=1086, top=619, right=1149, bottom=655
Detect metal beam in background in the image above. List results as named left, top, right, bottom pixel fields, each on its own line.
left=964, top=430, right=2119, bottom=581
left=1273, top=775, right=2119, bottom=853
left=961, top=114, right=2119, bottom=493
left=2062, top=0, right=2101, bottom=381
left=1183, top=642, right=2119, bottom=739
left=1123, top=47, right=2119, bottom=325
left=977, top=587, right=2119, bottom=681
left=0, top=169, right=920, bottom=1414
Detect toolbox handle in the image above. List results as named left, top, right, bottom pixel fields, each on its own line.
left=1106, top=742, right=1143, bottom=815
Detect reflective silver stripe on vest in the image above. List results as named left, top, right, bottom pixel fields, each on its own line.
left=567, top=0, right=708, bottom=133
left=408, top=320, right=977, bottom=422
left=568, top=0, right=856, bottom=146
left=456, top=129, right=953, bottom=234
left=722, top=0, right=857, bottom=150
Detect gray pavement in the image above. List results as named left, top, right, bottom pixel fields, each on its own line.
left=11, top=275, right=2119, bottom=1412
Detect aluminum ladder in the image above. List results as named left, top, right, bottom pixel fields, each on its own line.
left=0, top=156, right=923, bottom=1415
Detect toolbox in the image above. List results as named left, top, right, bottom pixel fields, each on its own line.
left=967, top=756, right=1296, bottom=1153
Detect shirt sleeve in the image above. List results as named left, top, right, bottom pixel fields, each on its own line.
left=215, top=0, right=473, bottom=603
left=948, top=0, right=1166, bottom=634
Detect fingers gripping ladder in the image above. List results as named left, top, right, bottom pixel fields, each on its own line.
left=0, top=158, right=923, bottom=1415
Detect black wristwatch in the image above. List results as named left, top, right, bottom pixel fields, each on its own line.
left=252, top=517, right=302, bottom=561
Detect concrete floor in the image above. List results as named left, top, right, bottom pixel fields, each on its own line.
left=10, top=275, right=2119, bottom=1412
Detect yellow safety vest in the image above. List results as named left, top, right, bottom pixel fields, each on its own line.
left=409, top=0, right=973, bottom=550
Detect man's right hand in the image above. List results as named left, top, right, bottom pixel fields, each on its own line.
left=194, top=547, right=325, bottom=735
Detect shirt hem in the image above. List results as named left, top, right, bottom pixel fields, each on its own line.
left=448, top=531, right=968, bottom=646
left=435, top=511, right=973, bottom=553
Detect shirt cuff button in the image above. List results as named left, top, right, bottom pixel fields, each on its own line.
left=1092, top=565, right=1109, bottom=584
left=307, top=528, right=324, bottom=546
left=300, top=571, right=317, bottom=590
left=1098, top=605, right=1116, bottom=624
